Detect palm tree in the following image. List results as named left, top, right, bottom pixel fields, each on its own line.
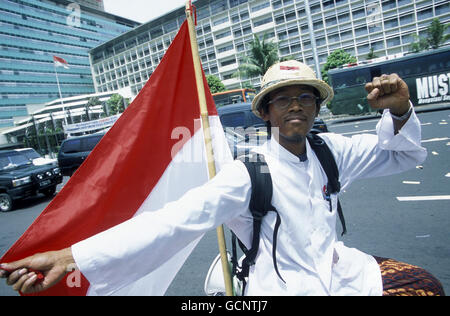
left=234, top=33, right=280, bottom=80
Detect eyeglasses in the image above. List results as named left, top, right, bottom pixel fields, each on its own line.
left=268, top=93, right=320, bottom=110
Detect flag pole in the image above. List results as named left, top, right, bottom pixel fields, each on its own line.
left=185, top=1, right=234, bottom=296
left=54, top=63, right=68, bottom=128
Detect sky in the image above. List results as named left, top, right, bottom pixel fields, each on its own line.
left=102, top=0, right=188, bottom=23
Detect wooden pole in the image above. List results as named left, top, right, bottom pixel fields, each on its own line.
left=185, top=1, right=234, bottom=296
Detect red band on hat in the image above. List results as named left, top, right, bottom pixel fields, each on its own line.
left=280, top=66, right=300, bottom=71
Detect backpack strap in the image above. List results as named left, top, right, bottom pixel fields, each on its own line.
left=307, top=133, right=347, bottom=236
left=236, top=154, right=285, bottom=288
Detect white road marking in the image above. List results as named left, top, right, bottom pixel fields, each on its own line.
left=402, top=181, right=421, bottom=184
left=421, top=137, right=450, bottom=143
left=340, top=129, right=376, bottom=136
left=397, top=195, right=450, bottom=201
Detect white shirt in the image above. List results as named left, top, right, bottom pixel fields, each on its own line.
left=72, top=109, right=427, bottom=296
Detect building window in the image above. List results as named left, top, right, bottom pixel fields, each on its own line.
left=387, top=37, right=400, bottom=47
left=417, top=8, right=433, bottom=20
left=253, top=16, right=273, bottom=28
left=251, top=2, right=270, bottom=12
left=216, top=30, right=231, bottom=40
left=213, top=16, right=229, bottom=26
left=221, top=58, right=236, bottom=67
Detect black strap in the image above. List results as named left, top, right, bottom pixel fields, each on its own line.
left=237, top=154, right=285, bottom=285
left=307, top=133, right=347, bottom=235
left=307, top=133, right=340, bottom=193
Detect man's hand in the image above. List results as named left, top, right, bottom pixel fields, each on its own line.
left=0, top=247, right=75, bottom=294
left=365, top=73, right=410, bottom=116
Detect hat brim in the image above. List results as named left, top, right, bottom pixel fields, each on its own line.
left=252, top=79, right=334, bottom=118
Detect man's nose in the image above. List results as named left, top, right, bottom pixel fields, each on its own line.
left=288, top=97, right=303, bottom=111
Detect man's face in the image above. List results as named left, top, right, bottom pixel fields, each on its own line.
left=261, top=85, right=319, bottom=142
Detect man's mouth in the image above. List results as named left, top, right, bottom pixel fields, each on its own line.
left=285, top=115, right=307, bottom=123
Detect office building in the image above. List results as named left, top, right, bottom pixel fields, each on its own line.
left=0, top=0, right=139, bottom=128
left=89, top=0, right=449, bottom=99
left=73, top=0, right=105, bottom=11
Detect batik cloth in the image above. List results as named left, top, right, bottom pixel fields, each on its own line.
left=374, top=256, right=445, bottom=296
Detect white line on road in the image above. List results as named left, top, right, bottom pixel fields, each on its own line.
left=402, top=181, right=421, bottom=184
left=397, top=195, right=450, bottom=201
left=422, top=137, right=450, bottom=143
left=340, top=129, right=376, bottom=136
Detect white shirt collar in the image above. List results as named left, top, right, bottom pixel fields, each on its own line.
left=254, top=137, right=311, bottom=164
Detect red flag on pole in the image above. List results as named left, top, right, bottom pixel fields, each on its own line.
left=2, top=20, right=231, bottom=295
left=53, top=56, right=69, bottom=69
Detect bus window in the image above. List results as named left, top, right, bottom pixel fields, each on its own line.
left=245, top=90, right=256, bottom=102
left=213, top=89, right=257, bottom=107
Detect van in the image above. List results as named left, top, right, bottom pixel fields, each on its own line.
left=58, top=133, right=104, bottom=176
left=217, top=103, right=267, bottom=159
left=217, top=102, right=265, bottom=129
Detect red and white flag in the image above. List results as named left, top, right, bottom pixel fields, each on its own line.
left=1, top=20, right=231, bottom=295
left=53, top=55, right=69, bottom=69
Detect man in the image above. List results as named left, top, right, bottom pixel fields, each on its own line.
left=1, top=60, right=444, bottom=296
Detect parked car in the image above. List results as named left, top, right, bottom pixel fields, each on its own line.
left=0, top=150, right=62, bottom=212
left=58, top=133, right=104, bottom=176
left=15, top=148, right=58, bottom=166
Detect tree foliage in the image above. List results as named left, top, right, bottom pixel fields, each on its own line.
left=107, top=94, right=128, bottom=115
left=321, top=49, right=357, bottom=84
left=234, top=33, right=279, bottom=79
left=411, top=18, right=450, bottom=52
left=366, top=47, right=378, bottom=60
left=206, top=75, right=226, bottom=93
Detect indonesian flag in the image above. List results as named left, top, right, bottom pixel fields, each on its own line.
left=53, top=55, right=69, bottom=69
left=1, top=20, right=231, bottom=295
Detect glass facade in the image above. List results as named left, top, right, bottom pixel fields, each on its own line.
left=89, top=0, right=448, bottom=99
left=0, top=0, right=139, bottom=127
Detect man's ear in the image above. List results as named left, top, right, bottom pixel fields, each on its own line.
left=315, top=104, right=320, bottom=117
left=260, top=108, right=270, bottom=122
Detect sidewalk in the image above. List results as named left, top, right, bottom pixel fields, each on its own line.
left=323, top=102, right=450, bottom=125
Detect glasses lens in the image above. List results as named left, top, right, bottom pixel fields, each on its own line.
left=298, top=94, right=316, bottom=106
left=272, top=96, right=291, bottom=108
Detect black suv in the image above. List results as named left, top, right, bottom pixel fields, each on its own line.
left=0, top=150, right=63, bottom=212
left=58, top=133, right=104, bottom=176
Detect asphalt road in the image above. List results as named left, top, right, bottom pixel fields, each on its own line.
left=0, top=109, right=448, bottom=296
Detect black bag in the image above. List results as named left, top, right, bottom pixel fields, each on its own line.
left=232, top=133, right=347, bottom=292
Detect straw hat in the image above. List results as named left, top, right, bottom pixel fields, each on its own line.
left=252, top=60, right=334, bottom=118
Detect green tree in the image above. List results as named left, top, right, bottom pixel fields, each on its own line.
left=87, top=96, right=101, bottom=107
left=107, top=94, right=127, bottom=115
left=427, top=18, right=450, bottom=49
left=410, top=18, right=450, bottom=52
left=321, top=49, right=357, bottom=84
left=206, top=75, right=226, bottom=93
left=366, top=47, right=378, bottom=60
left=234, top=33, right=279, bottom=79
left=410, top=35, right=430, bottom=53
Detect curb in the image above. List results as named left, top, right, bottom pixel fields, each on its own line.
left=324, top=103, right=450, bottom=125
